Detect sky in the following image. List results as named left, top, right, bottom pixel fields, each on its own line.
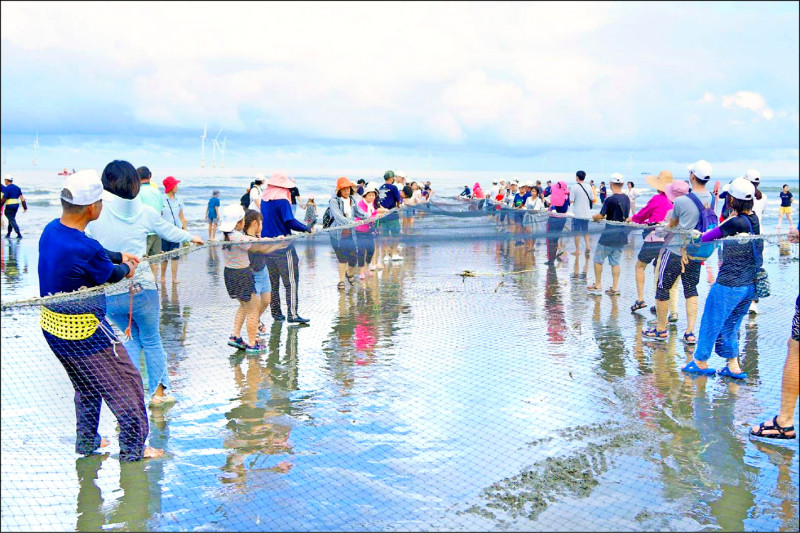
left=1, top=1, right=798, bottom=179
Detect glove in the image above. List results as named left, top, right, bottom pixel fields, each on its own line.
left=689, top=229, right=702, bottom=243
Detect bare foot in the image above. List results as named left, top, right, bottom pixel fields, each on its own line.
left=143, top=446, right=164, bottom=459
left=172, top=279, right=180, bottom=284
left=727, top=359, right=743, bottom=374
left=100, top=437, right=110, bottom=448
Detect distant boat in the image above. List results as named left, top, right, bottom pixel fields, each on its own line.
left=57, top=168, right=75, bottom=176
left=640, top=172, right=651, bottom=175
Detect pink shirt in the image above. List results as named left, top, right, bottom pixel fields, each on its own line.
left=631, top=192, right=673, bottom=225
left=355, top=199, right=378, bottom=233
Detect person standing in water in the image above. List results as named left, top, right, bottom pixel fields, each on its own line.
left=207, top=190, right=221, bottom=241
left=2, top=174, right=27, bottom=238
left=160, top=176, right=187, bottom=284
left=137, top=166, right=163, bottom=280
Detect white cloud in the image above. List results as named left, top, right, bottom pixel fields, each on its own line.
left=701, top=91, right=715, bottom=103
left=721, top=91, right=774, bottom=120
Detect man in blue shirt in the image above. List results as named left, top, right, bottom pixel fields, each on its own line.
left=2, top=174, right=27, bottom=238
left=39, top=170, right=161, bottom=461
left=378, top=170, right=403, bottom=261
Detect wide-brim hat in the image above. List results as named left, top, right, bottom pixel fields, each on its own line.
left=336, top=176, right=357, bottom=193
left=362, top=182, right=380, bottom=196
left=219, top=203, right=246, bottom=232
left=267, top=172, right=296, bottom=189
left=163, top=176, right=181, bottom=193
left=645, top=170, right=674, bottom=192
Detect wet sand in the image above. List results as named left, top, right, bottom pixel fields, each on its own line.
left=1, top=214, right=799, bottom=532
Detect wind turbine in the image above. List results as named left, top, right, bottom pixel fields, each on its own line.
left=220, top=136, right=227, bottom=168
left=212, top=129, right=222, bottom=168
left=201, top=124, right=207, bottom=168
left=33, top=131, right=39, bottom=166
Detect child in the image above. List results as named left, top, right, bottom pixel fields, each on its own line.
left=304, top=195, right=318, bottom=229
left=243, top=209, right=279, bottom=336
left=221, top=204, right=285, bottom=353
left=207, top=190, right=220, bottom=241
left=39, top=170, right=161, bottom=461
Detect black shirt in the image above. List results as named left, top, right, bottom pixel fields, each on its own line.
left=289, top=187, right=300, bottom=206
left=717, top=213, right=762, bottom=287
left=598, top=193, right=630, bottom=247
left=780, top=190, right=793, bottom=207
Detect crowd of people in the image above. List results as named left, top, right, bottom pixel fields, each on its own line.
left=24, top=158, right=800, bottom=462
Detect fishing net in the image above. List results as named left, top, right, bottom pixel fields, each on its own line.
left=2, top=198, right=799, bottom=532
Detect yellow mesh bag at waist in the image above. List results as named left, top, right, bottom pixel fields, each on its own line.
left=40, top=307, right=100, bottom=340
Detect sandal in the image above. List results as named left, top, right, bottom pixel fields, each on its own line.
left=227, top=336, right=246, bottom=350
left=345, top=273, right=356, bottom=286
left=605, top=288, right=620, bottom=296
left=631, top=300, right=647, bottom=313
left=641, top=327, right=668, bottom=341
left=750, top=416, right=796, bottom=440
left=681, top=360, right=716, bottom=375
left=718, top=366, right=748, bottom=380
left=337, top=281, right=346, bottom=290
left=668, top=312, right=679, bottom=323
left=586, top=284, right=602, bottom=294
left=682, top=332, right=697, bottom=345
left=258, top=321, right=267, bottom=334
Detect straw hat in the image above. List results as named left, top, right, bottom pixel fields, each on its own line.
left=645, top=170, right=674, bottom=192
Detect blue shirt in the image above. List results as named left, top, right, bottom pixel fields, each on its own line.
left=780, top=191, right=793, bottom=207
left=39, top=219, right=117, bottom=358
left=379, top=183, right=402, bottom=221
left=3, top=183, right=22, bottom=201
left=260, top=198, right=310, bottom=238
left=717, top=213, right=762, bottom=287
left=514, top=192, right=530, bottom=208
left=207, top=197, right=220, bottom=219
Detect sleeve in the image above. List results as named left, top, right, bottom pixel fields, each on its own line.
left=670, top=198, right=685, bottom=222
left=281, top=202, right=311, bottom=232
left=718, top=216, right=747, bottom=238
left=701, top=226, right=724, bottom=242
left=393, top=187, right=403, bottom=205
left=107, top=263, right=132, bottom=283
left=352, top=199, right=368, bottom=220
left=149, top=209, right=193, bottom=242
left=631, top=197, right=655, bottom=224
left=599, top=197, right=611, bottom=217
left=87, top=248, right=120, bottom=285
left=103, top=249, right=123, bottom=264
left=329, top=197, right=351, bottom=226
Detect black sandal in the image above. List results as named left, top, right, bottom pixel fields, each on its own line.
left=631, top=300, right=647, bottom=313
left=345, top=273, right=356, bottom=286
left=337, top=281, right=346, bottom=290
left=750, top=416, right=796, bottom=440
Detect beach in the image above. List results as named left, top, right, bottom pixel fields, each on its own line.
left=2, top=203, right=798, bottom=531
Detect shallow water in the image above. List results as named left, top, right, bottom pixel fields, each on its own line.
left=1, top=209, right=799, bottom=531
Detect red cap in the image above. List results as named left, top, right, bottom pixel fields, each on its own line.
left=163, top=176, right=181, bottom=193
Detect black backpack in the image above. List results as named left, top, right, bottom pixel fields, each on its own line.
left=240, top=191, right=250, bottom=209
left=322, top=206, right=334, bottom=229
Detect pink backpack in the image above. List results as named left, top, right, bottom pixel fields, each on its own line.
left=549, top=181, right=569, bottom=207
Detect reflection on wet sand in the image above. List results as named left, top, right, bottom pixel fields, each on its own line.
left=221, top=321, right=297, bottom=490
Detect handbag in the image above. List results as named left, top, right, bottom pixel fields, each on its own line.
left=744, top=215, right=770, bottom=298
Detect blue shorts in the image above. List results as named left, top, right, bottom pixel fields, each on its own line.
left=253, top=267, right=272, bottom=294
left=572, top=218, right=589, bottom=233
left=380, top=217, right=401, bottom=236
left=161, top=240, right=180, bottom=253
left=594, top=244, right=623, bottom=266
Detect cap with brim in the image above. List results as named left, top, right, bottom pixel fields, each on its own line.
left=396, top=170, right=407, bottom=178
left=219, top=203, right=246, bottom=232
left=4, top=174, right=13, bottom=181
left=744, top=169, right=761, bottom=185
left=266, top=172, right=296, bottom=189
left=62, top=169, right=104, bottom=205
left=729, top=177, right=755, bottom=201
left=687, top=160, right=712, bottom=181
left=664, top=180, right=689, bottom=203
left=384, top=170, right=395, bottom=180
left=645, top=170, right=674, bottom=192
left=609, top=173, right=625, bottom=185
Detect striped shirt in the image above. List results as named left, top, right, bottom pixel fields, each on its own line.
left=222, top=231, right=255, bottom=269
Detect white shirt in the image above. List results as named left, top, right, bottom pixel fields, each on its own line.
left=752, top=193, right=767, bottom=224
left=249, top=185, right=262, bottom=210
left=569, top=182, right=592, bottom=218
left=342, top=197, right=352, bottom=217
left=526, top=197, right=545, bottom=211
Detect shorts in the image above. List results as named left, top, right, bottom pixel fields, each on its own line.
left=655, top=249, right=702, bottom=301
left=253, top=267, right=272, bottom=294
left=792, top=296, right=799, bottom=342
left=332, top=236, right=358, bottom=267
left=380, top=217, right=401, bottom=236
left=161, top=240, right=180, bottom=253
left=779, top=206, right=793, bottom=215
left=145, top=234, right=162, bottom=256
left=594, top=244, right=623, bottom=267
left=224, top=266, right=256, bottom=302
left=206, top=216, right=218, bottom=224
left=637, top=241, right=662, bottom=265
left=571, top=218, right=589, bottom=233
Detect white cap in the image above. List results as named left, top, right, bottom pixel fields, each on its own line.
left=687, top=160, right=712, bottom=181
left=525, top=181, right=535, bottom=188
left=61, top=169, right=104, bottom=205
left=219, top=203, right=246, bottom=232
left=609, top=172, right=625, bottom=185
left=363, top=182, right=380, bottom=196
left=396, top=170, right=407, bottom=178
left=744, top=168, right=761, bottom=185
left=729, top=177, right=755, bottom=201
left=4, top=173, right=13, bottom=181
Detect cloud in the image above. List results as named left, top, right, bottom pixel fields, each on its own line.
left=701, top=91, right=715, bottom=103
left=721, top=91, right=774, bottom=120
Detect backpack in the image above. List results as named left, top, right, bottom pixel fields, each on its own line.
left=684, top=192, right=718, bottom=261
left=240, top=191, right=250, bottom=209
left=322, top=206, right=334, bottom=228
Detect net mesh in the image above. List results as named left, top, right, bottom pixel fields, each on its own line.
left=2, top=199, right=799, bottom=532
